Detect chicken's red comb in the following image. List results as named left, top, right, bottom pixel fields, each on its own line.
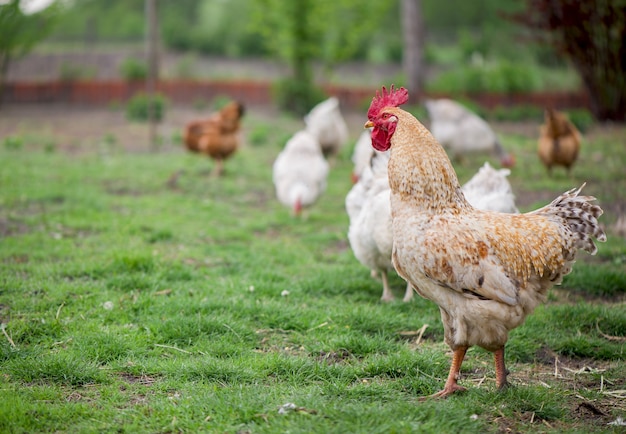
left=367, top=85, right=409, bottom=120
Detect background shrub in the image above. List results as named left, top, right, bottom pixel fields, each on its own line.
left=120, top=58, right=148, bottom=81
left=125, top=93, right=167, bottom=122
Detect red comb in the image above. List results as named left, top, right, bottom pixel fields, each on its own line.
left=367, top=85, right=409, bottom=120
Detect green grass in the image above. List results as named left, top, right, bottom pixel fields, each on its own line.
left=0, top=106, right=625, bottom=433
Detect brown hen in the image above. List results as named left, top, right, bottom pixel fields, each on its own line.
left=537, top=108, right=581, bottom=176
left=183, top=101, right=245, bottom=176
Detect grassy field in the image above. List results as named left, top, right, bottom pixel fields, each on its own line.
left=0, top=103, right=625, bottom=433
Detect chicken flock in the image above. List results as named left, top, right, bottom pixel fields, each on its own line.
left=181, top=87, right=605, bottom=399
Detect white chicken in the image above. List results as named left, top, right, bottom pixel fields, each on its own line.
left=350, top=128, right=374, bottom=184
left=461, top=162, right=519, bottom=214
left=304, top=97, right=350, bottom=158
left=273, top=130, right=330, bottom=217
left=346, top=150, right=413, bottom=302
left=424, top=98, right=515, bottom=168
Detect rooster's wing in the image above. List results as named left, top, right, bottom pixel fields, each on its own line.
left=392, top=210, right=569, bottom=307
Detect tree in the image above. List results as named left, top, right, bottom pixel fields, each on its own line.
left=249, top=0, right=325, bottom=114
left=0, top=0, right=60, bottom=106
left=510, top=0, right=626, bottom=121
left=250, top=0, right=394, bottom=114
left=401, top=0, right=425, bottom=103
left=145, top=0, right=159, bottom=149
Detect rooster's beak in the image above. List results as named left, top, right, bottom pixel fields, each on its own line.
left=364, top=120, right=374, bottom=129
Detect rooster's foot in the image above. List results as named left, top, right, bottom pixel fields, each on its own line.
left=419, top=383, right=467, bottom=401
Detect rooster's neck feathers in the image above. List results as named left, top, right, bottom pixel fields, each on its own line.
left=386, top=108, right=470, bottom=212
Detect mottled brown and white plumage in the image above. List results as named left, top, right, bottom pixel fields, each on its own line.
left=365, top=85, right=606, bottom=399
left=346, top=158, right=516, bottom=302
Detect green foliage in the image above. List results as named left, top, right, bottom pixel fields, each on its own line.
left=490, top=104, right=544, bottom=122
left=462, top=104, right=595, bottom=129
left=48, top=0, right=145, bottom=42
left=119, top=57, right=147, bottom=81
left=59, top=62, right=96, bottom=81
left=173, top=53, right=197, bottom=79
left=248, top=123, right=272, bottom=146
left=566, top=108, right=595, bottom=133
left=511, top=0, right=626, bottom=121
left=428, top=60, right=542, bottom=94
left=125, top=92, right=167, bottom=122
left=162, top=0, right=267, bottom=56
left=46, top=0, right=527, bottom=65
left=0, top=0, right=60, bottom=58
left=273, top=78, right=326, bottom=116
left=458, top=28, right=493, bottom=60
left=249, top=0, right=393, bottom=66
left=3, top=135, right=23, bottom=150
left=0, top=0, right=61, bottom=97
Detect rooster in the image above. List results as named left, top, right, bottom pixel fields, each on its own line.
left=537, top=108, right=581, bottom=176
left=365, top=85, right=606, bottom=398
left=183, top=100, right=245, bottom=176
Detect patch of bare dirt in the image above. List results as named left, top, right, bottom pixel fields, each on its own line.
left=117, top=372, right=158, bottom=386
left=316, top=349, right=353, bottom=364
left=0, top=104, right=197, bottom=154
left=0, top=217, right=30, bottom=237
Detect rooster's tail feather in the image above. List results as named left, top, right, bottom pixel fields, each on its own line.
left=530, top=183, right=606, bottom=255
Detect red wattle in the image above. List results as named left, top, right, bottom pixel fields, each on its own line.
left=371, top=127, right=391, bottom=151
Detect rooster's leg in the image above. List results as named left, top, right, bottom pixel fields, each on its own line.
left=421, top=346, right=468, bottom=400
left=380, top=270, right=394, bottom=302
left=494, top=347, right=509, bottom=389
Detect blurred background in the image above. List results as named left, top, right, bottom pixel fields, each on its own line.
left=1, top=0, right=624, bottom=122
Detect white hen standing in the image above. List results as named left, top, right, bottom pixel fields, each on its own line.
left=346, top=151, right=414, bottom=302
left=425, top=98, right=515, bottom=168
left=304, top=97, right=350, bottom=158
left=273, top=130, right=330, bottom=217
left=462, top=162, right=519, bottom=214
left=350, top=129, right=374, bottom=183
